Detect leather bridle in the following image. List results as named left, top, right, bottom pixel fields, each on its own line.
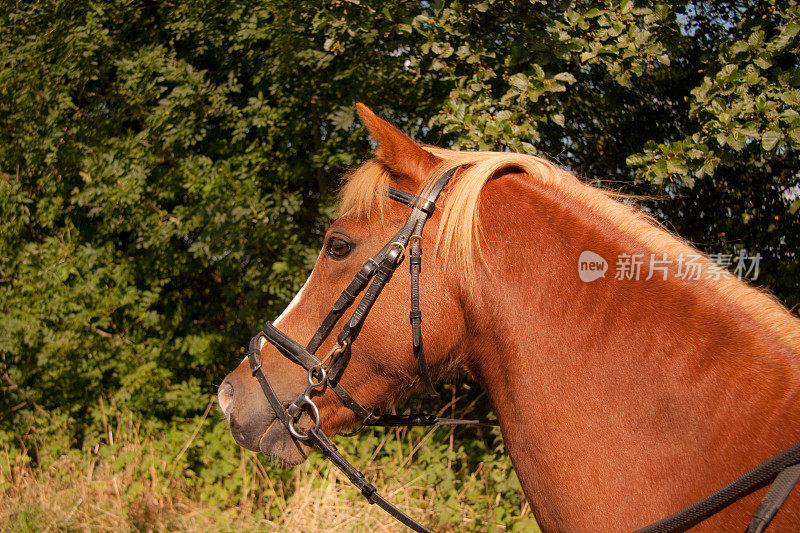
left=242, top=165, right=800, bottom=532
left=245, top=167, right=494, bottom=532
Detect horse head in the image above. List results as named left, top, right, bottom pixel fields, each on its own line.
left=217, top=104, right=466, bottom=464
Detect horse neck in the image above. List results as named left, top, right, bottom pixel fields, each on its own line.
left=461, top=174, right=800, bottom=531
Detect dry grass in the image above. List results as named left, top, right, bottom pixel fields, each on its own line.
left=1, top=405, right=538, bottom=532
left=0, top=449, right=430, bottom=532
left=2, top=448, right=214, bottom=532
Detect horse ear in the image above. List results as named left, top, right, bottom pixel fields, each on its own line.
left=356, top=103, right=440, bottom=188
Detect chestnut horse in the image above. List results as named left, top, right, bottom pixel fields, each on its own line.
left=218, top=104, right=800, bottom=531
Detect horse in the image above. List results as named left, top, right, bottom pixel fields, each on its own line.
left=218, top=103, right=800, bottom=531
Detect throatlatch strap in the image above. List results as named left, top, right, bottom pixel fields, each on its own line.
left=404, top=168, right=457, bottom=396
left=365, top=414, right=498, bottom=427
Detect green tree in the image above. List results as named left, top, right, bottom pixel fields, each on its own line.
left=628, top=1, right=800, bottom=303
left=1, top=0, right=797, bottom=452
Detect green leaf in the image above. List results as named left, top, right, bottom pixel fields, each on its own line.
left=508, top=73, right=529, bottom=91
left=727, top=130, right=746, bottom=150
left=431, top=42, right=454, bottom=58
left=651, top=160, right=668, bottom=184
left=329, top=107, right=354, bottom=130
left=774, top=22, right=800, bottom=50
left=626, top=153, right=645, bottom=166
left=553, top=72, right=576, bottom=83
left=761, top=130, right=782, bottom=151
left=667, top=158, right=687, bottom=174
left=753, top=56, right=773, bottom=69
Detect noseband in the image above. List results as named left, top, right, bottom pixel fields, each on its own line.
left=245, top=167, right=493, bottom=532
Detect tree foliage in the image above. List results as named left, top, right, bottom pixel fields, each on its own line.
left=1, top=0, right=797, bottom=450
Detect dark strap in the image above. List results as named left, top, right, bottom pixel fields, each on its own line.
left=387, top=187, right=416, bottom=209
left=307, top=427, right=434, bottom=533
left=337, top=244, right=407, bottom=347
left=409, top=216, right=437, bottom=395
left=257, top=324, right=320, bottom=370
left=636, top=440, right=800, bottom=533
left=366, top=414, right=498, bottom=427
left=247, top=333, right=292, bottom=428
left=341, top=412, right=499, bottom=436
left=259, top=323, right=373, bottom=421
left=388, top=187, right=436, bottom=215
left=404, top=168, right=457, bottom=396
left=746, top=463, right=800, bottom=533
left=306, top=258, right=379, bottom=355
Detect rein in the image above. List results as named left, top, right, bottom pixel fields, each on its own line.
left=243, top=166, right=800, bottom=532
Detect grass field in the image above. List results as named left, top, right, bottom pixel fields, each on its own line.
left=1, top=393, right=540, bottom=532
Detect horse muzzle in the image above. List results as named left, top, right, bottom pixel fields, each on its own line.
left=218, top=358, right=311, bottom=464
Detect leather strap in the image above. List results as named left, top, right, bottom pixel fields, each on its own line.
left=747, top=463, right=800, bottom=533
left=635, top=440, right=800, bottom=533
left=307, top=427, right=434, bottom=533
left=366, top=414, right=497, bottom=427
left=260, top=322, right=373, bottom=421
left=404, top=169, right=457, bottom=395
left=386, top=187, right=416, bottom=208
left=410, top=215, right=437, bottom=395
left=306, top=258, right=379, bottom=355
left=337, top=245, right=406, bottom=347
left=247, top=332, right=292, bottom=428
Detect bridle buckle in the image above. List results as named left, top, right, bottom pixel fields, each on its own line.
left=321, top=340, right=348, bottom=367
left=388, top=241, right=406, bottom=266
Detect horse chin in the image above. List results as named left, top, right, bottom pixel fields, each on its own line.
left=258, top=417, right=312, bottom=465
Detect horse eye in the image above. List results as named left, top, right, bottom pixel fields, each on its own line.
left=326, top=237, right=352, bottom=259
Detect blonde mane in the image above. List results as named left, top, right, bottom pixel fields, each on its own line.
left=338, top=147, right=800, bottom=346
left=339, top=147, right=627, bottom=283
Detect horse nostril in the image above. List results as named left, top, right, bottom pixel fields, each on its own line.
left=217, top=381, right=234, bottom=415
